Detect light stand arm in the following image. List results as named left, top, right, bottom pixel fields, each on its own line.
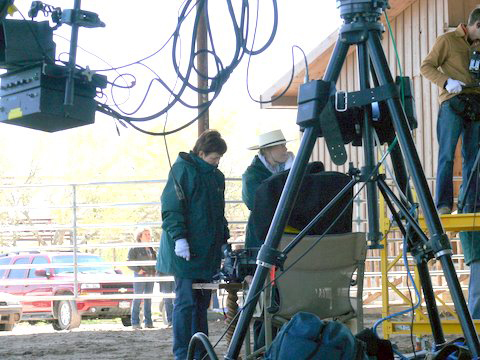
left=64, top=0, right=81, bottom=107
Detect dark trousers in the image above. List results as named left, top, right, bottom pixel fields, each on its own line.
left=172, top=277, right=212, bottom=360
left=435, top=100, right=480, bottom=209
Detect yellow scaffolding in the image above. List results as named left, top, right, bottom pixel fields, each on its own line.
left=380, top=208, right=480, bottom=338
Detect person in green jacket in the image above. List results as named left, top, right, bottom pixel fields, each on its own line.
left=459, top=183, right=480, bottom=319
left=156, top=130, right=229, bottom=360
left=242, top=129, right=294, bottom=248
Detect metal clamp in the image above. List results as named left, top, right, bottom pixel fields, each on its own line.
left=256, top=245, right=287, bottom=270
left=335, top=90, right=347, bottom=112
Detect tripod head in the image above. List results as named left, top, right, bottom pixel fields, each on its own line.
left=337, top=0, right=389, bottom=23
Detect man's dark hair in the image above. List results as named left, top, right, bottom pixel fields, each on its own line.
left=468, top=8, right=480, bottom=26
left=192, top=129, right=227, bottom=156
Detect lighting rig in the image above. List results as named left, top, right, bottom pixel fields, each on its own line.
left=0, top=0, right=107, bottom=132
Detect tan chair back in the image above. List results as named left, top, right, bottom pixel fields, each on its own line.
left=272, top=232, right=367, bottom=320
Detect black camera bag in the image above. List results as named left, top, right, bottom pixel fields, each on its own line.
left=449, top=93, right=480, bottom=121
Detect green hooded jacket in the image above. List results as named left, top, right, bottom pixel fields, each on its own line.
left=459, top=231, right=480, bottom=266
left=242, top=156, right=273, bottom=248
left=156, top=152, right=230, bottom=280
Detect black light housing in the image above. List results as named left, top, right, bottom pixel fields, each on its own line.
left=0, top=62, right=107, bottom=132
left=0, top=1, right=106, bottom=132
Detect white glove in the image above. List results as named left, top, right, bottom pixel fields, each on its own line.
left=175, top=238, right=190, bottom=261
left=445, top=78, right=465, bottom=94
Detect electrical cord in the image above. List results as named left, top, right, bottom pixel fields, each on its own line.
left=91, top=0, right=192, bottom=73
left=406, top=256, right=417, bottom=358
left=162, top=7, right=186, bottom=207
left=245, top=44, right=307, bottom=105
left=95, top=0, right=283, bottom=135
left=372, top=235, right=422, bottom=335
left=13, top=1, right=288, bottom=136
left=385, top=12, right=405, bottom=105
left=54, top=34, right=135, bottom=107
left=244, top=0, right=304, bottom=104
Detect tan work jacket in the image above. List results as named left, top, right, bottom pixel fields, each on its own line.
left=421, top=24, right=480, bottom=104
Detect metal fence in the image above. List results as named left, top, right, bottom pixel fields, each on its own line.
left=0, top=176, right=468, bottom=308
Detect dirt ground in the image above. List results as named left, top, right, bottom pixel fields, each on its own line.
left=0, top=314, right=228, bottom=360
left=0, top=313, right=461, bottom=359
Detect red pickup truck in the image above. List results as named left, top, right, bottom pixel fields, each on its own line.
left=0, top=251, right=134, bottom=330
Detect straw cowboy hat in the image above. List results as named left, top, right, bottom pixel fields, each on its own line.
left=248, top=129, right=291, bottom=150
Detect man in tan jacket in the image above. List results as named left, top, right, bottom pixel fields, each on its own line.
left=421, top=8, right=480, bottom=319
left=421, top=8, right=480, bottom=215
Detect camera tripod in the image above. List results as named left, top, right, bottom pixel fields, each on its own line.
left=221, top=1, right=480, bottom=359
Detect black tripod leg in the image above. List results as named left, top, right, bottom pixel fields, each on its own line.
left=369, top=57, right=413, bottom=209
left=367, top=34, right=443, bottom=234
left=387, top=139, right=445, bottom=335
left=358, top=42, right=382, bottom=248
left=389, top=140, right=414, bottom=207
left=378, top=178, right=446, bottom=346
left=367, top=32, right=480, bottom=357
left=382, top=119, right=448, bottom=342
left=416, top=259, right=447, bottom=347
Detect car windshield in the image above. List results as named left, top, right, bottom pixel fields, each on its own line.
left=52, top=255, right=115, bottom=274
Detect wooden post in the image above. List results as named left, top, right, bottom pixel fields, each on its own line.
left=197, top=1, right=209, bottom=136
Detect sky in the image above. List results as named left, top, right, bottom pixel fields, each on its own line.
left=2, top=1, right=342, bottom=180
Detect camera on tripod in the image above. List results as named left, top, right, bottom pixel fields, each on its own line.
left=336, top=0, right=389, bottom=22
left=297, top=75, right=417, bottom=148
left=215, top=246, right=259, bottom=283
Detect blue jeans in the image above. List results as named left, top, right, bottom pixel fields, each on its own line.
left=172, top=277, right=212, bottom=360
left=435, top=99, right=480, bottom=209
left=160, top=280, right=175, bottom=324
left=131, top=274, right=154, bottom=326
left=469, top=260, right=480, bottom=319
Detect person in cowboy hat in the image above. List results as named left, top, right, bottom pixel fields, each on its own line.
left=242, top=129, right=295, bottom=248
left=241, top=129, right=294, bottom=351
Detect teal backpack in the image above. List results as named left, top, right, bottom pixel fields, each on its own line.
left=265, top=312, right=368, bottom=360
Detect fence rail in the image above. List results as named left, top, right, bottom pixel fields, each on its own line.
left=0, top=176, right=468, bottom=308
